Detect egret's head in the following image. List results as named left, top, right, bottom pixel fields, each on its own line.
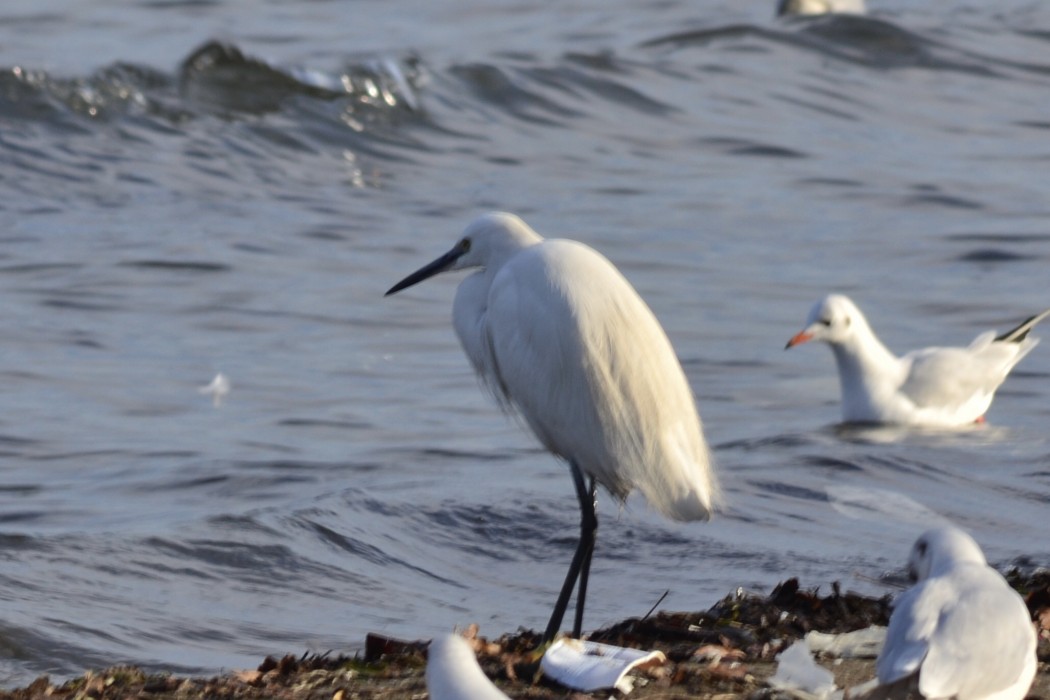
left=385, top=212, right=542, bottom=296
left=907, top=526, right=986, bottom=582
left=785, top=294, right=861, bottom=348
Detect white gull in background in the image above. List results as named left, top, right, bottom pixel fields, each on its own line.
left=777, top=0, right=865, bottom=17
left=425, top=634, right=509, bottom=700
left=859, top=526, right=1036, bottom=700
left=198, top=372, right=231, bottom=407
left=785, top=294, right=1049, bottom=427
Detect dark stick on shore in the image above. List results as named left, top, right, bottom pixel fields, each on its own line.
left=641, top=589, right=671, bottom=621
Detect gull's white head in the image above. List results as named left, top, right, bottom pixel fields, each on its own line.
left=907, top=526, right=987, bottom=582
left=786, top=294, right=864, bottom=348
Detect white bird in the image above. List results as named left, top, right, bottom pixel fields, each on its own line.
left=386, top=212, right=718, bottom=642
left=426, top=634, right=510, bottom=700
left=777, top=0, right=865, bottom=16
left=866, top=526, right=1037, bottom=700
left=785, top=294, right=1050, bottom=427
left=198, top=372, right=231, bottom=407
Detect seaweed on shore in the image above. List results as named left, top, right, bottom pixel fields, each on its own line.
left=1, top=574, right=1046, bottom=700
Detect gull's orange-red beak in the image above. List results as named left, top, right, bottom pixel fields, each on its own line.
left=784, top=331, right=813, bottom=349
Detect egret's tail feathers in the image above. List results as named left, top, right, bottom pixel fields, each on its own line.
left=643, top=424, right=720, bottom=522
left=633, top=460, right=718, bottom=523
left=669, top=487, right=716, bottom=522
left=995, top=309, right=1050, bottom=343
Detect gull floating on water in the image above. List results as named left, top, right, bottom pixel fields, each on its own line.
left=777, top=0, right=866, bottom=16
left=425, top=634, right=509, bottom=700
left=857, top=526, right=1037, bottom=700
left=786, top=294, right=1050, bottom=427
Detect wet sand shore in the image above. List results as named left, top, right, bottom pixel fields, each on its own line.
left=3, top=574, right=1047, bottom=699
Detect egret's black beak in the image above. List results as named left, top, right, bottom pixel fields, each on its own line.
left=385, top=247, right=463, bottom=296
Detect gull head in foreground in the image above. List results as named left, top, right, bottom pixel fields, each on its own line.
left=867, top=526, right=1036, bottom=700
left=426, top=634, right=509, bottom=700
left=786, top=294, right=1049, bottom=427
left=386, top=212, right=718, bottom=642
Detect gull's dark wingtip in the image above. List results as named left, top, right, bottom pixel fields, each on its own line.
left=994, top=308, right=1050, bottom=343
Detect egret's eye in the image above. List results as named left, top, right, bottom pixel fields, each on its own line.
left=819, top=318, right=832, bottom=326
left=459, top=238, right=472, bottom=253
left=916, top=540, right=927, bottom=556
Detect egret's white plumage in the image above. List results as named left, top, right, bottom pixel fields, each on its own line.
left=871, top=526, right=1036, bottom=700
left=777, top=0, right=865, bottom=16
left=785, top=294, right=1049, bottom=427
left=386, top=212, right=718, bottom=640
left=426, top=634, right=510, bottom=700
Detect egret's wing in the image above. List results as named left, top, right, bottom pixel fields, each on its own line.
left=482, top=240, right=716, bottom=520
left=479, top=247, right=591, bottom=460
left=452, top=271, right=512, bottom=407
left=876, top=580, right=944, bottom=684
left=916, top=568, right=1036, bottom=700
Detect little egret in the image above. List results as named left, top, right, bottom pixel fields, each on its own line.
left=386, top=212, right=719, bottom=642
left=867, top=526, right=1036, bottom=700
left=785, top=294, right=1050, bottom=427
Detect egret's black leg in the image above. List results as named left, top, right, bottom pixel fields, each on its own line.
left=543, top=462, right=598, bottom=643
left=572, top=475, right=597, bottom=638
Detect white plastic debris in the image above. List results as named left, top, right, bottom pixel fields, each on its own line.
left=540, top=638, right=666, bottom=694
left=805, top=626, right=887, bottom=659
left=198, top=372, right=231, bottom=407
left=426, top=634, right=510, bottom=700
left=768, top=639, right=838, bottom=700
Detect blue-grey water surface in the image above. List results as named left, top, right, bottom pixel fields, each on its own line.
left=1, top=0, right=1049, bottom=687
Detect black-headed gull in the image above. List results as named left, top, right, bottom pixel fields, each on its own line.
left=865, top=526, right=1037, bottom=700
left=786, top=294, right=1049, bottom=427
